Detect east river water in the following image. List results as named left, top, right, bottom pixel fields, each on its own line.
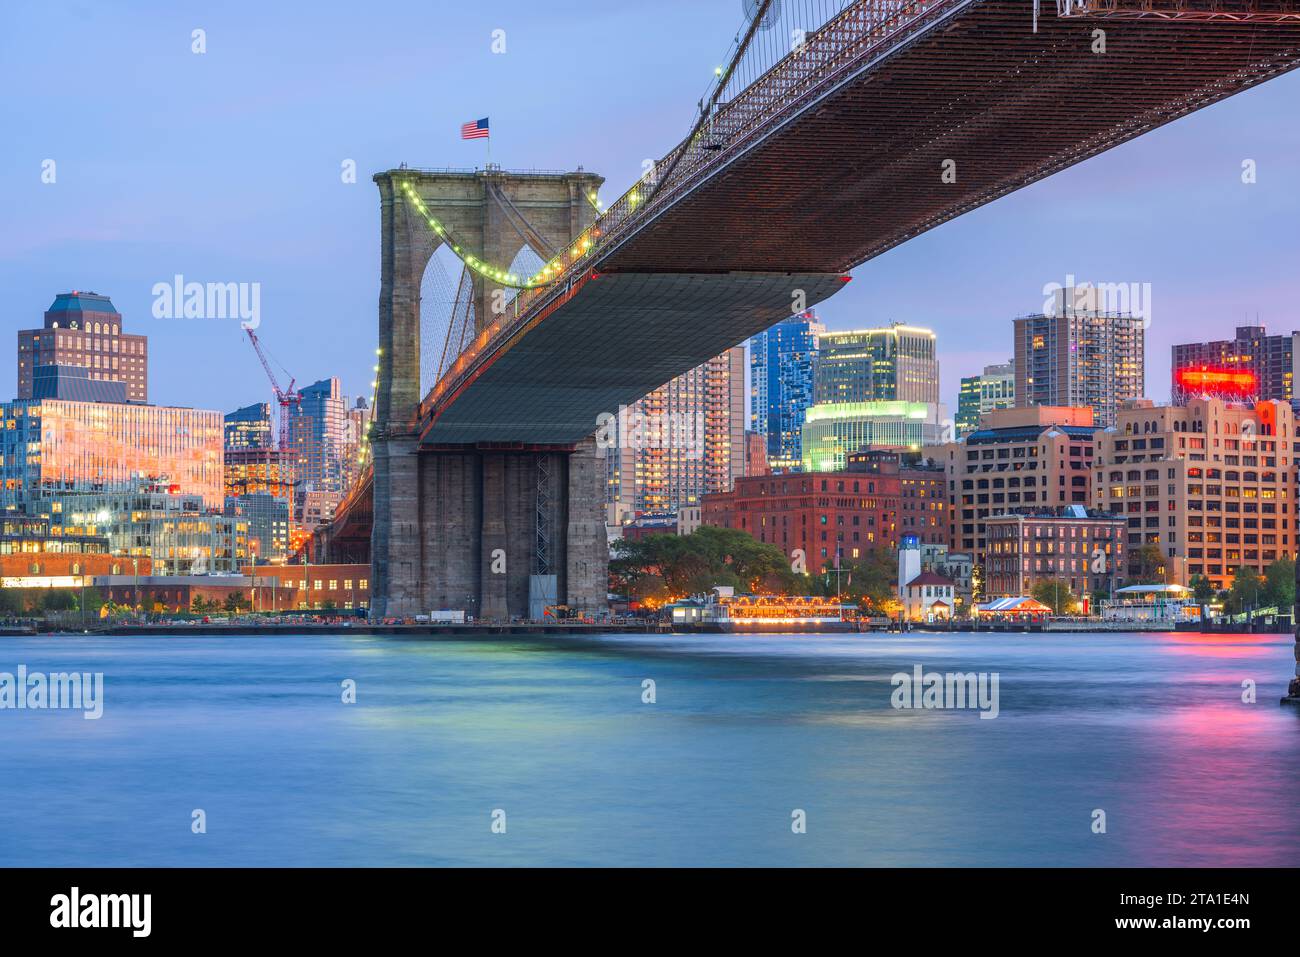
left=1, top=631, right=1296, bottom=866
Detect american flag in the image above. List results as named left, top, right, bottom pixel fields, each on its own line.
left=460, top=117, right=490, bottom=140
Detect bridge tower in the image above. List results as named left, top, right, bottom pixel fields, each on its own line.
left=371, top=167, right=605, bottom=620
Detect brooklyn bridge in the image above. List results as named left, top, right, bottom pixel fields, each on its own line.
left=309, top=0, right=1300, bottom=620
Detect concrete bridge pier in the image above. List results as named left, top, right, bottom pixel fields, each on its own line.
left=370, top=441, right=607, bottom=621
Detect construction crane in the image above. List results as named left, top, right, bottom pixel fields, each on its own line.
left=243, top=328, right=300, bottom=460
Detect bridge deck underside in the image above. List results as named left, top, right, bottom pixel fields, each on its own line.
left=419, top=0, right=1300, bottom=443
left=598, top=0, right=1300, bottom=273
left=421, top=272, right=847, bottom=445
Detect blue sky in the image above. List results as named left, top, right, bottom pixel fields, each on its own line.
left=2, top=0, right=1298, bottom=414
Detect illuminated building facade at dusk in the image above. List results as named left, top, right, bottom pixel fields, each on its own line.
left=1013, top=293, right=1144, bottom=428
left=44, top=483, right=248, bottom=575
left=928, top=405, right=1099, bottom=564
left=815, top=324, right=940, bottom=405
left=0, top=399, right=224, bottom=509
left=801, top=400, right=947, bottom=472
left=225, top=492, right=291, bottom=564
left=749, top=312, right=823, bottom=471
left=604, top=347, right=745, bottom=519
left=1171, top=325, right=1297, bottom=404
left=225, top=402, right=274, bottom=450
left=956, top=361, right=1015, bottom=437
left=983, top=507, right=1126, bottom=602
left=289, top=377, right=348, bottom=498
left=1093, top=396, right=1296, bottom=589
left=224, top=446, right=285, bottom=500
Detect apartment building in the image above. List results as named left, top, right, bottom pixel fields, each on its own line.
left=983, top=506, right=1126, bottom=601
left=1093, top=397, right=1296, bottom=589
left=928, top=406, right=1098, bottom=564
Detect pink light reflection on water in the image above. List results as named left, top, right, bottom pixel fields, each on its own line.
left=1122, top=693, right=1299, bottom=866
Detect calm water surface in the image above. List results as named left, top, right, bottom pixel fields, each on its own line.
left=1, top=631, right=1296, bottom=866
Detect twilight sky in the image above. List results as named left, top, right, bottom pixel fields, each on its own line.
left=2, top=0, right=1298, bottom=415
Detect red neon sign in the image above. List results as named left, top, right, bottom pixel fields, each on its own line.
left=1174, top=366, right=1258, bottom=396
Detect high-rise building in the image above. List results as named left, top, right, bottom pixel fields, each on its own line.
left=1093, top=396, right=1296, bottom=589
left=18, top=292, right=148, bottom=403
left=797, top=323, right=945, bottom=471
left=0, top=398, right=225, bottom=509
left=750, top=312, right=823, bottom=471
left=47, top=482, right=246, bottom=575
left=927, top=406, right=1099, bottom=570
left=225, top=492, right=291, bottom=564
left=801, top=400, right=948, bottom=472
left=1170, top=325, right=1297, bottom=403
left=956, top=361, right=1015, bottom=437
left=1013, top=290, right=1144, bottom=428
left=605, top=347, right=745, bottom=518
left=225, top=402, right=274, bottom=450
left=224, top=401, right=286, bottom=500
left=288, top=378, right=347, bottom=497
left=342, top=397, right=372, bottom=488
left=815, top=324, right=939, bottom=405
left=224, top=447, right=284, bottom=499
left=744, top=429, right=769, bottom=477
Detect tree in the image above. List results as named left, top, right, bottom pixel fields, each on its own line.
left=1128, top=544, right=1167, bottom=584
left=1030, top=579, right=1074, bottom=615
left=224, top=591, right=245, bottom=613
left=0, top=589, right=19, bottom=615
left=41, top=590, right=77, bottom=612
left=609, top=526, right=796, bottom=601
left=191, top=595, right=207, bottom=615
left=1090, top=586, right=1111, bottom=614
left=77, top=586, right=105, bottom=616
left=812, top=549, right=898, bottom=611
left=1189, top=574, right=1216, bottom=619
left=1223, top=565, right=1263, bottom=616
left=1189, top=574, right=1216, bottom=605
left=1261, top=557, right=1295, bottom=613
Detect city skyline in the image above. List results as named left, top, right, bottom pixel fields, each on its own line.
left=2, top=2, right=1298, bottom=415
left=1, top=0, right=1298, bottom=891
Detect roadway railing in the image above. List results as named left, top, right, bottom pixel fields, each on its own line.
left=1056, top=0, right=1300, bottom=20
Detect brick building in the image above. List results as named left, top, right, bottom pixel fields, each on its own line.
left=94, top=574, right=249, bottom=614
left=242, top=563, right=371, bottom=611
left=983, top=507, right=1126, bottom=601
left=18, top=292, right=148, bottom=403
left=700, top=451, right=945, bottom=574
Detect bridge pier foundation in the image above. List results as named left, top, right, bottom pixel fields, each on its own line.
left=479, top=453, right=509, bottom=620
left=565, top=438, right=608, bottom=614
left=371, top=442, right=607, bottom=621
left=370, top=435, right=422, bottom=619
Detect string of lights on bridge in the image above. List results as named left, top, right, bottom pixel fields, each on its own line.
left=356, top=345, right=382, bottom=468
left=400, top=181, right=603, bottom=290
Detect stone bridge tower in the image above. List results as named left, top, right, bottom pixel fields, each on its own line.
left=370, top=167, right=606, bottom=620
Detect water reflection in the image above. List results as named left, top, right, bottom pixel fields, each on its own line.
left=0, top=631, right=1295, bottom=866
